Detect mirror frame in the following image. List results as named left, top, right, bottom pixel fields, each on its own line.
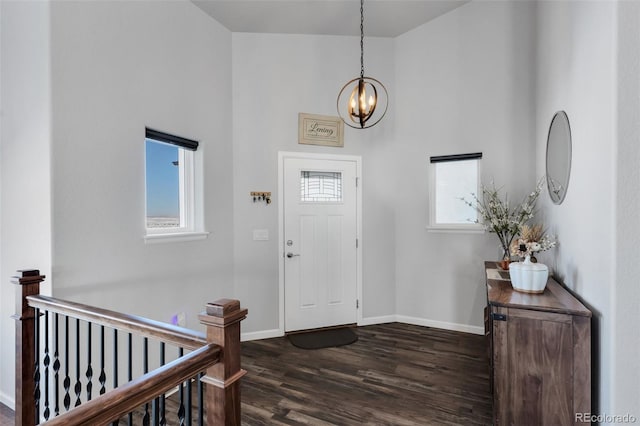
left=545, top=110, right=572, bottom=205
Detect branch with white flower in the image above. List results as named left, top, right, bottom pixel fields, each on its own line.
left=461, top=179, right=544, bottom=259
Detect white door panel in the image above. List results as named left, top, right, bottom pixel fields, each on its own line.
left=284, top=158, right=357, bottom=332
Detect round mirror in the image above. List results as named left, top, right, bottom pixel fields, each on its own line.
left=546, top=111, right=572, bottom=204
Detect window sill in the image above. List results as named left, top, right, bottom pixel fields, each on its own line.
left=426, top=225, right=485, bottom=234
left=144, top=231, right=210, bottom=244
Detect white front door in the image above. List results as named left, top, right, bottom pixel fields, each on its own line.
left=283, top=156, right=358, bottom=332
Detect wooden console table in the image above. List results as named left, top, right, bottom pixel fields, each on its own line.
left=484, top=261, right=591, bottom=425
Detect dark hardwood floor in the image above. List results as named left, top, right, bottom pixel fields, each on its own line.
left=241, top=323, right=492, bottom=425
left=0, top=402, right=13, bottom=426
left=1, top=323, right=492, bottom=425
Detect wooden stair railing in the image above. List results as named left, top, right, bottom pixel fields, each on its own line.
left=41, top=344, right=220, bottom=425
left=26, top=294, right=207, bottom=350
left=13, top=269, right=248, bottom=426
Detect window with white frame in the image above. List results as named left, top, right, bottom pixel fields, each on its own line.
left=428, top=153, right=483, bottom=231
left=144, top=128, right=206, bottom=241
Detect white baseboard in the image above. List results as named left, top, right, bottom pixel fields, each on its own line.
left=358, top=315, right=397, bottom=326
left=0, top=390, right=14, bottom=410
left=395, top=315, right=484, bottom=335
left=241, top=328, right=283, bottom=342
left=241, top=317, right=482, bottom=342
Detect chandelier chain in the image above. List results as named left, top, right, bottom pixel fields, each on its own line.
left=360, top=0, right=364, bottom=78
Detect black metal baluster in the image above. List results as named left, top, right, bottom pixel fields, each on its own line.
left=33, top=308, right=41, bottom=424
left=142, top=337, right=150, bottom=426
left=197, top=372, right=204, bottom=426
left=74, top=318, right=82, bottom=407
left=152, top=396, right=159, bottom=426
left=53, top=313, right=60, bottom=417
left=160, top=342, right=166, bottom=425
left=63, top=316, right=71, bottom=411
left=86, top=322, right=93, bottom=401
left=99, top=326, right=106, bottom=395
left=128, top=333, right=133, bottom=425
left=113, top=329, right=119, bottom=388
left=177, top=348, right=186, bottom=426
left=186, top=368, right=192, bottom=426
left=111, top=329, right=119, bottom=426
left=43, top=311, right=51, bottom=420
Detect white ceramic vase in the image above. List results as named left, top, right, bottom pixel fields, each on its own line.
left=509, top=255, right=549, bottom=294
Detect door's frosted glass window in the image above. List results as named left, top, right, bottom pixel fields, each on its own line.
left=434, top=160, right=478, bottom=224
left=301, top=171, right=342, bottom=202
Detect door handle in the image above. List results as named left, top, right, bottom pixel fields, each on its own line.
left=286, top=252, right=300, bottom=258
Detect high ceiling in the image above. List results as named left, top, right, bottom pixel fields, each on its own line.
left=192, top=0, right=469, bottom=38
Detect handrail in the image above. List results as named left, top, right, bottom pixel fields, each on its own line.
left=27, top=294, right=206, bottom=350
left=14, top=270, right=247, bottom=426
left=40, top=343, right=221, bottom=426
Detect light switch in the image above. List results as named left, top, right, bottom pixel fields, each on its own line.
left=253, top=229, right=269, bottom=241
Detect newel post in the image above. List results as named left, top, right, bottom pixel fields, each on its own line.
left=199, top=298, right=248, bottom=425
left=13, top=269, right=45, bottom=426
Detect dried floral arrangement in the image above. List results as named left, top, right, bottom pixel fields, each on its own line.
left=510, top=224, right=557, bottom=259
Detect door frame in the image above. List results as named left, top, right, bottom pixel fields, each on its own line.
left=278, top=151, right=363, bottom=334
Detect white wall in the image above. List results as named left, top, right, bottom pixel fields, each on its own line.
left=615, top=2, right=640, bottom=415
left=231, top=2, right=538, bottom=337
left=535, top=0, right=618, bottom=416
left=231, top=32, right=397, bottom=334
left=393, top=1, right=536, bottom=331
left=49, top=0, right=233, bottom=332
left=0, top=0, right=53, bottom=407
left=0, top=1, right=3, bottom=400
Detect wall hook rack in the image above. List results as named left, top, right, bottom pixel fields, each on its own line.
left=251, top=191, right=271, bottom=204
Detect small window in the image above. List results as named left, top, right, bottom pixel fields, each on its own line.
left=428, top=153, right=483, bottom=232
left=145, top=128, right=207, bottom=241
left=300, top=171, right=343, bottom=202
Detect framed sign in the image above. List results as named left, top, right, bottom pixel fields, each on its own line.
left=298, top=113, right=344, bottom=147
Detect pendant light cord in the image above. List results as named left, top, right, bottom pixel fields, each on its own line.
left=360, top=0, right=364, bottom=79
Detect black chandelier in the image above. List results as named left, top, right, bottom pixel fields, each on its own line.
left=337, top=0, right=388, bottom=129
